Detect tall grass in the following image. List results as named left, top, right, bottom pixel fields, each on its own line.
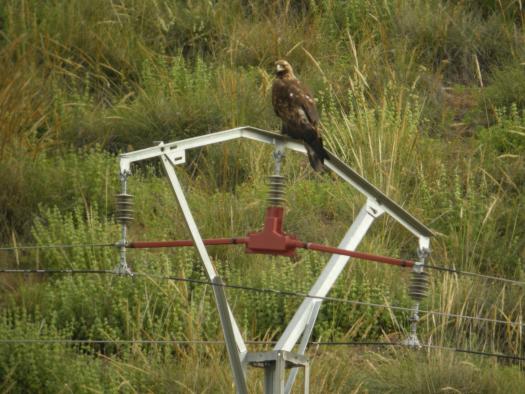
left=1, top=0, right=525, bottom=391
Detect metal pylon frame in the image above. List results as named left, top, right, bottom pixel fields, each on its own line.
left=119, top=126, right=433, bottom=393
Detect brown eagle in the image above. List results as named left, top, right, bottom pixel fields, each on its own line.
left=272, top=59, right=328, bottom=171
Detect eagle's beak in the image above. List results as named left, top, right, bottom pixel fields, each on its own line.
left=276, top=64, right=284, bottom=72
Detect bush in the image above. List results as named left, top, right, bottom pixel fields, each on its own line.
left=390, top=1, right=523, bottom=83
left=485, top=64, right=525, bottom=110
left=479, top=104, right=525, bottom=154
left=0, top=148, right=118, bottom=241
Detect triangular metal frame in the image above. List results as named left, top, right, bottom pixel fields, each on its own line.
left=119, top=126, right=432, bottom=393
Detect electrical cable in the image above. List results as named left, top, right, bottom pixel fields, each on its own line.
left=0, top=268, right=523, bottom=328
left=143, top=272, right=525, bottom=327
left=424, top=264, right=525, bottom=287
left=2, top=241, right=524, bottom=288
left=0, top=338, right=523, bottom=362
left=1, top=268, right=524, bottom=361
left=0, top=339, right=239, bottom=345
left=0, top=339, right=391, bottom=346
left=0, top=269, right=115, bottom=275
left=422, top=344, right=525, bottom=362
left=0, top=243, right=115, bottom=251
left=310, top=341, right=525, bottom=362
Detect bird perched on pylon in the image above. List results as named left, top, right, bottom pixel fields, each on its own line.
left=271, top=59, right=328, bottom=171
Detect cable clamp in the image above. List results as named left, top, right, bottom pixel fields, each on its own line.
left=114, top=240, right=128, bottom=248
left=417, top=247, right=430, bottom=261
left=114, top=262, right=133, bottom=276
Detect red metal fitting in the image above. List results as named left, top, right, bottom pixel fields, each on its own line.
left=245, top=207, right=299, bottom=257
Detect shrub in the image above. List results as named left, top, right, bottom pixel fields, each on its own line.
left=485, top=64, right=525, bottom=110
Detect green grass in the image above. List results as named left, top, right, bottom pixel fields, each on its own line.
left=1, top=0, right=525, bottom=391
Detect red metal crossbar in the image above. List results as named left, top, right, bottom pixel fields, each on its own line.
left=128, top=206, right=416, bottom=268
left=130, top=238, right=248, bottom=248
left=129, top=238, right=414, bottom=268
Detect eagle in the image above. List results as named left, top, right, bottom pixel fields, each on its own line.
left=271, top=59, right=328, bottom=171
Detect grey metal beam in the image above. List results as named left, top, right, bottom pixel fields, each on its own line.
left=119, top=126, right=433, bottom=239
left=274, top=200, right=383, bottom=352
left=213, top=276, right=248, bottom=394
left=285, top=302, right=321, bottom=394
left=273, top=351, right=285, bottom=394
left=161, top=157, right=247, bottom=353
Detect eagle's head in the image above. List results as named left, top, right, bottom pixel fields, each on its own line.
left=275, top=60, right=294, bottom=78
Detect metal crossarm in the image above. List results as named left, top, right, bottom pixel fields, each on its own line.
left=120, top=127, right=432, bottom=239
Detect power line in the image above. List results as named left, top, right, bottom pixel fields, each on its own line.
left=311, top=341, right=525, bottom=362
left=0, top=268, right=523, bottom=328
left=423, top=344, right=525, bottom=362
left=425, top=264, right=525, bottom=287
left=146, top=273, right=525, bottom=327
left=1, top=269, right=524, bottom=361
left=0, top=243, right=115, bottom=251
left=0, top=339, right=390, bottom=346
left=127, top=238, right=525, bottom=287
left=2, top=241, right=524, bottom=288
left=0, top=269, right=115, bottom=275
left=0, top=339, right=243, bottom=345
left=0, top=338, right=523, bottom=362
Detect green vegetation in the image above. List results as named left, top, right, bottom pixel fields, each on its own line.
left=1, top=0, right=524, bottom=392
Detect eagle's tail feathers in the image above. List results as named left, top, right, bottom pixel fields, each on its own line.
left=305, top=143, right=326, bottom=172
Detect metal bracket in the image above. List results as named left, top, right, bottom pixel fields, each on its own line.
left=166, top=149, right=186, bottom=166
left=153, top=141, right=186, bottom=167
left=113, top=261, right=133, bottom=276
left=245, top=351, right=310, bottom=394
left=273, top=142, right=286, bottom=176
left=417, top=246, right=430, bottom=261
left=366, top=199, right=384, bottom=218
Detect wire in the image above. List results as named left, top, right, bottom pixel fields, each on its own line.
left=0, top=268, right=523, bottom=328
left=423, top=344, right=525, bottom=362
left=2, top=241, right=524, bottom=288
left=311, top=341, right=525, bottom=362
left=147, top=273, right=525, bottom=327
left=126, top=237, right=525, bottom=287
left=425, top=264, right=525, bottom=287
left=0, top=243, right=115, bottom=251
left=310, top=341, right=401, bottom=347
left=0, top=269, right=115, bottom=275
left=0, top=338, right=523, bottom=362
left=0, top=339, right=391, bottom=346
left=0, top=339, right=248, bottom=345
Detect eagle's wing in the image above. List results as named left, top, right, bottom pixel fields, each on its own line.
left=272, top=79, right=320, bottom=130
left=272, top=79, right=288, bottom=118
left=288, top=80, right=320, bottom=127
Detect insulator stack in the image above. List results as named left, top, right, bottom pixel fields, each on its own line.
left=267, top=175, right=286, bottom=207
left=408, top=270, right=429, bottom=302
left=116, top=193, right=134, bottom=225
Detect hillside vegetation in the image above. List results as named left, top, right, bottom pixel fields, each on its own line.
left=1, top=0, right=524, bottom=392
